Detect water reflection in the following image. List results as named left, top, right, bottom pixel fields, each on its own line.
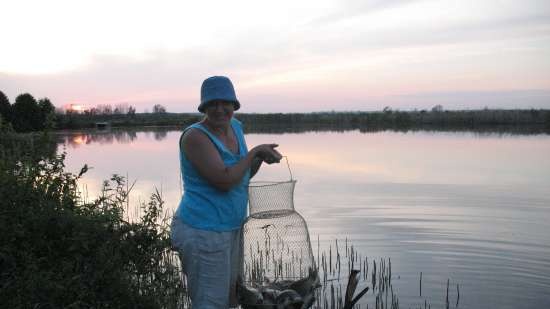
left=240, top=120, right=550, bottom=136
left=56, top=126, right=550, bottom=150
left=55, top=128, right=550, bottom=309
left=56, top=127, right=174, bottom=147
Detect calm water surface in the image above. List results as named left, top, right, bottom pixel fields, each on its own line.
left=56, top=128, right=550, bottom=309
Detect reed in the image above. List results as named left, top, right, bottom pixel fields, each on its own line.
left=235, top=233, right=462, bottom=309
left=280, top=238, right=460, bottom=309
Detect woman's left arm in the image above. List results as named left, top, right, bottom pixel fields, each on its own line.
left=250, top=157, right=262, bottom=178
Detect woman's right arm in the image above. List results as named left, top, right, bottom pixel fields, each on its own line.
left=181, top=129, right=280, bottom=191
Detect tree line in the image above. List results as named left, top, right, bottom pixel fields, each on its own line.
left=54, top=108, right=550, bottom=134
left=0, top=90, right=171, bottom=133
left=74, top=103, right=166, bottom=115
left=3, top=89, right=549, bottom=133
left=0, top=91, right=55, bottom=132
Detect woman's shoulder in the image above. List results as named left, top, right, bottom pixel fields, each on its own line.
left=231, top=117, right=244, bottom=134
left=231, top=117, right=243, bottom=127
left=183, top=121, right=204, bottom=132
left=180, top=125, right=209, bottom=147
left=182, top=121, right=207, bottom=137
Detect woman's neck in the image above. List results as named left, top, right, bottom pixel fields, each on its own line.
left=202, top=118, right=230, bottom=136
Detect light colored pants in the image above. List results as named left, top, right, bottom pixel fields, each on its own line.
left=171, top=218, right=241, bottom=309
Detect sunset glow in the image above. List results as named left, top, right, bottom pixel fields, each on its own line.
left=66, top=104, right=86, bottom=113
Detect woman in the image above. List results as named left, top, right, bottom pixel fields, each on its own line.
left=171, top=76, right=282, bottom=308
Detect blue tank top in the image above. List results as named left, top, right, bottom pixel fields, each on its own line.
left=175, top=118, right=250, bottom=231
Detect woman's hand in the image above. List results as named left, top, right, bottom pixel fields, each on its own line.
left=252, top=144, right=282, bottom=164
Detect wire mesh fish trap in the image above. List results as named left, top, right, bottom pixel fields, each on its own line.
left=239, top=158, right=319, bottom=308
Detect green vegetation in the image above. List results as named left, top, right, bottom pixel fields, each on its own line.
left=0, top=132, right=185, bottom=308
left=56, top=112, right=199, bottom=130
left=239, top=109, right=550, bottom=134
left=0, top=91, right=55, bottom=132
left=56, top=109, right=550, bottom=134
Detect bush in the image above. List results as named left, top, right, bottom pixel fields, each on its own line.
left=0, top=134, right=184, bottom=308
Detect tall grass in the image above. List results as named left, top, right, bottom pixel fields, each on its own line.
left=0, top=132, right=186, bottom=308
left=312, top=238, right=459, bottom=309
left=313, top=238, right=399, bottom=309
left=241, top=228, right=458, bottom=309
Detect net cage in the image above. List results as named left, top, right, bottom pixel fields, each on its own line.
left=239, top=158, right=319, bottom=308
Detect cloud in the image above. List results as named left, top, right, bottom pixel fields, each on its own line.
left=308, top=0, right=422, bottom=25
left=0, top=43, right=310, bottom=112
left=386, top=89, right=550, bottom=110
left=300, top=4, right=550, bottom=57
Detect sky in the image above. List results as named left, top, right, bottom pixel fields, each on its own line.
left=1, top=0, right=549, bottom=113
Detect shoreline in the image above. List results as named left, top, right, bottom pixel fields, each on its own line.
left=53, top=109, right=550, bottom=134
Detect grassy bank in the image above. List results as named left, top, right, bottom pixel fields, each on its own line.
left=0, top=132, right=185, bottom=308
left=55, top=109, right=550, bottom=134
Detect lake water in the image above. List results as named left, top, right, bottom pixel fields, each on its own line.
left=56, top=127, right=550, bottom=309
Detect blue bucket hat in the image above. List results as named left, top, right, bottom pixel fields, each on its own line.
left=198, top=76, right=241, bottom=113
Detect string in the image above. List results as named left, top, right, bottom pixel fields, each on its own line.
left=283, top=156, right=293, bottom=181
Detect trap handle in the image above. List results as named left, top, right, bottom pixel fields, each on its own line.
left=282, top=156, right=293, bottom=181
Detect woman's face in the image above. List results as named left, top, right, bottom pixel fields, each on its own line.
left=204, top=100, right=235, bottom=127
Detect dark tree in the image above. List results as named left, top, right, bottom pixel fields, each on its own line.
left=432, top=104, right=443, bottom=112
left=127, top=105, right=136, bottom=116
left=152, top=104, right=166, bottom=114
left=97, top=104, right=113, bottom=115
left=0, top=90, right=11, bottom=123
left=87, top=107, right=99, bottom=115
left=114, top=103, right=129, bottom=115
left=38, top=98, right=56, bottom=130
left=12, top=93, right=41, bottom=132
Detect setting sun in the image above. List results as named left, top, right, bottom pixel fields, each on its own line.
left=66, top=104, right=85, bottom=113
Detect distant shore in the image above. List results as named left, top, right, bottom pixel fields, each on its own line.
left=55, top=109, right=550, bottom=134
